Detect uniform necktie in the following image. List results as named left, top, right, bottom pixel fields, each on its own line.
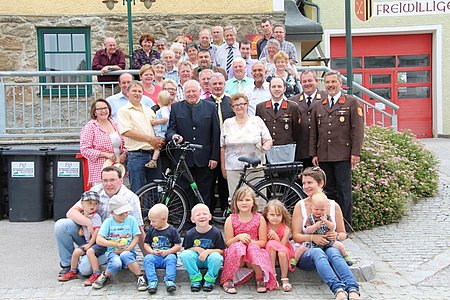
left=274, top=102, right=279, bottom=114
left=307, top=96, right=312, bottom=107
left=226, top=46, right=233, bottom=75
left=330, top=97, right=335, bottom=108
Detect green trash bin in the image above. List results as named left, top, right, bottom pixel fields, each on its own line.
left=3, top=147, right=48, bottom=222
left=47, top=146, right=84, bottom=221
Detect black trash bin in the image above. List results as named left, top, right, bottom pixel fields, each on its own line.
left=3, top=147, right=47, bottom=222
left=0, top=147, right=10, bottom=219
left=48, top=146, right=84, bottom=221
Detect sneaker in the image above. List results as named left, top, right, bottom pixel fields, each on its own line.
left=92, top=272, right=109, bottom=289
left=344, top=255, right=354, bottom=266
left=289, top=258, right=298, bottom=269
left=202, top=281, right=215, bottom=292
left=165, top=280, right=177, bottom=292
left=137, top=275, right=147, bottom=291
left=58, top=265, right=70, bottom=276
left=147, top=281, right=158, bottom=294
left=83, top=273, right=101, bottom=286
left=145, top=160, right=157, bottom=169
left=190, top=281, right=201, bottom=292
left=58, top=270, right=78, bottom=282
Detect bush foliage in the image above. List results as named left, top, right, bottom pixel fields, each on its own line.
left=352, top=126, right=439, bottom=230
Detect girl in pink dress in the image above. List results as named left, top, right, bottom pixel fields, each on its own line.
left=263, top=199, right=296, bottom=292
left=220, top=187, right=277, bottom=294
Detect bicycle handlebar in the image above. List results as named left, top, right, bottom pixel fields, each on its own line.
left=168, top=140, right=203, bottom=151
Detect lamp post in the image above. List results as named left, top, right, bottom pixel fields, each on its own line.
left=345, top=0, right=353, bottom=95
left=102, top=0, right=156, bottom=66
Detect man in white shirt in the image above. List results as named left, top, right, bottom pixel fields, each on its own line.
left=243, top=62, right=271, bottom=116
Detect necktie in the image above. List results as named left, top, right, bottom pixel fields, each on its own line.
left=226, top=46, right=233, bottom=75
left=307, top=96, right=312, bottom=107
left=205, top=91, right=211, bottom=98
left=330, top=97, right=335, bottom=108
left=238, top=80, right=242, bottom=92
left=274, top=102, right=279, bottom=114
left=215, top=97, right=223, bottom=127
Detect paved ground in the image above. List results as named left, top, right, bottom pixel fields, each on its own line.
left=0, top=138, right=449, bottom=299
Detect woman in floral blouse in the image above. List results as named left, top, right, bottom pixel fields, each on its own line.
left=131, top=33, right=160, bottom=70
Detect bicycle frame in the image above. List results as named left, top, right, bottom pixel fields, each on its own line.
left=165, top=144, right=205, bottom=205
left=234, top=161, right=303, bottom=201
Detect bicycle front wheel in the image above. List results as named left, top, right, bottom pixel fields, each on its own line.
left=254, top=179, right=307, bottom=215
left=136, top=182, right=188, bottom=233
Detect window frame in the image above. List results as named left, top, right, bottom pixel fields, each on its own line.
left=37, top=27, right=92, bottom=96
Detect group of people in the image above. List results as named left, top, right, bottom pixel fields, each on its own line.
left=55, top=165, right=360, bottom=299
left=62, top=19, right=365, bottom=300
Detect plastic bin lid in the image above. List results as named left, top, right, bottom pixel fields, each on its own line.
left=47, top=145, right=81, bottom=156
left=1, top=146, right=48, bottom=156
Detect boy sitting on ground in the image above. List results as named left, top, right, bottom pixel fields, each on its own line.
left=143, top=203, right=182, bottom=294
left=92, top=195, right=147, bottom=291
left=179, top=204, right=226, bottom=292
left=58, top=191, right=106, bottom=286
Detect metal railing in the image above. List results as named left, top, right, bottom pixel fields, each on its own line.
left=0, top=68, right=398, bottom=139
left=299, top=66, right=399, bottom=130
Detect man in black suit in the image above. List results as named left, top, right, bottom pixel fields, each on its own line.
left=206, top=73, right=235, bottom=213
left=166, top=80, right=221, bottom=209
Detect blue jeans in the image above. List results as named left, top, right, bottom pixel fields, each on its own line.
left=298, top=247, right=359, bottom=295
left=54, top=218, right=107, bottom=276
left=179, top=250, right=223, bottom=283
left=143, top=253, right=177, bottom=283
left=105, top=250, right=137, bottom=275
left=127, top=151, right=162, bottom=193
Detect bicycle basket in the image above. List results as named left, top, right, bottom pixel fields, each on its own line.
left=266, top=144, right=296, bottom=165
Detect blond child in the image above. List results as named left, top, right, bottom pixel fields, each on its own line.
left=58, top=191, right=106, bottom=286
left=292, top=193, right=353, bottom=266
left=92, top=195, right=146, bottom=290
left=179, top=204, right=225, bottom=292
left=262, top=200, right=295, bottom=292
left=143, top=203, right=182, bottom=294
left=146, top=90, right=171, bottom=169
left=220, top=186, right=277, bottom=294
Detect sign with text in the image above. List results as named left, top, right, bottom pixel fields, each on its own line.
left=375, top=0, right=450, bottom=16
left=11, top=161, right=35, bottom=178
left=57, top=161, right=80, bottom=178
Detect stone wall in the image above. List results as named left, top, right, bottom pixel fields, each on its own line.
left=0, top=13, right=285, bottom=72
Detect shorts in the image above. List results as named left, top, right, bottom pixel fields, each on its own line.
left=78, top=244, right=107, bottom=257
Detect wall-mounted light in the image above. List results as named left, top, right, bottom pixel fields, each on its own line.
left=140, top=0, right=156, bottom=9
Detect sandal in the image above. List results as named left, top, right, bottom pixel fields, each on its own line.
left=334, top=289, right=348, bottom=300
left=281, top=278, right=292, bottom=292
left=348, top=290, right=361, bottom=300
left=223, top=280, right=237, bottom=294
left=256, top=280, right=267, bottom=293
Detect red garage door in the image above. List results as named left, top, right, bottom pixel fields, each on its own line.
left=330, top=34, right=432, bottom=138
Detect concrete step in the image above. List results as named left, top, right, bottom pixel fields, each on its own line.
left=110, top=238, right=375, bottom=285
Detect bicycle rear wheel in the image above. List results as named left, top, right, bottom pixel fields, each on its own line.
left=254, top=179, right=307, bottom=215
left=136, top=182, right=188, bottom=233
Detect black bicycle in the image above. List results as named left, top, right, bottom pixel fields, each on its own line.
left=136, top=140, right=307, bottom=232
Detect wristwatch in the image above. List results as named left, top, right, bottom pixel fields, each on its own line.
left=336, top=233, right=340, bottom=241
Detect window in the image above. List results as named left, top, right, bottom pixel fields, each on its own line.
left=331, top=57, right=362, bottom=70
left=37, top=27, right=91, bottom=96
left=364, top=56, right=395, bottom=68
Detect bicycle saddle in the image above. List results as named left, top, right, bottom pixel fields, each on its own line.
left=238, top=156, right=261, bottom=167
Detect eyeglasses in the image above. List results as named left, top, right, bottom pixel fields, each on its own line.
left=231, top=103, right=248, bottom=108
left=95, top=107, right=109, bottom=111
left=164, top=88, right=177, bottom=92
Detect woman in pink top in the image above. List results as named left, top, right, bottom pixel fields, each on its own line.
left=80, top=99, right=127, bottom=186
left=139, top=64, right=162, bottom=104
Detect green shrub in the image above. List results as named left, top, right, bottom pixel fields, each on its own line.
left=352, top=126, right=439, bottom=230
